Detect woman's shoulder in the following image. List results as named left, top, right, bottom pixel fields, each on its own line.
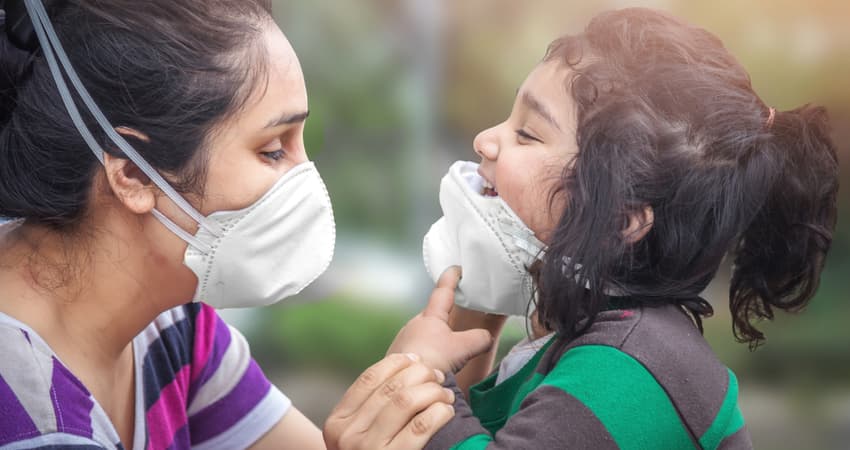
left=0, top=316, right=114, bottom=447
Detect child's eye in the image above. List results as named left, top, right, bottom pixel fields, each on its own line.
left=515, top=129, right=543, bottom=144
left=261, top=149, right=286, bottom=161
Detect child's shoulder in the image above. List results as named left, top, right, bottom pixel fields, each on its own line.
left=541, top=305, right=744, bottom=449
left=554, top=304, right=723, bottom=372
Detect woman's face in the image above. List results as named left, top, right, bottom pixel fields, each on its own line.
left=193, top=23, right=309, bottom=215
left=474, top=61, right=579, bottom=242
left=146, top=21, right=309, bottom=277
left=154, top=21, right=308, bottom=223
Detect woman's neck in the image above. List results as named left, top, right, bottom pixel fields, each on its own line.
left=0, top=219, right=194, bottom=368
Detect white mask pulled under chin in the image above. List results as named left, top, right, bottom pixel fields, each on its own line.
left=423, top=161, right=545, bottom=316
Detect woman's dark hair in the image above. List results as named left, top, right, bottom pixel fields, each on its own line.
left=534, top=8, right=839, bottom=351
left=0, top=0, right=273, bottom=228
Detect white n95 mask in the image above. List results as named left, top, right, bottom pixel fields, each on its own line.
left=423, top=161, right=545, bottom=316
left=24, top=0, right=335, bottom=308
left=177, top=162, right=335, bottom=309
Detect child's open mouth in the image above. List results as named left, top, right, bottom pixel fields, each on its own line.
left=482, top=179, right=499, bottom=197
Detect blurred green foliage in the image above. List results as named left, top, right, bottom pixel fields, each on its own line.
left=249, top=297, right=527, bottom=379
left=249, top=298, right=409, bottom=378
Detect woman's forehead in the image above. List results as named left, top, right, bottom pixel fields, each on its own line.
left=236, top=24, right=308, bottom=131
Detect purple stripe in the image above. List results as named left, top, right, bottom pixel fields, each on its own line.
left=50, top=358, right=94, bottom=438
left=21, top=329, right=31, bottom=344
left=0, top=373, right=41, bottom=445
left=165, top=422, right=192, bottom=450
left=188, top=360, right=271, bottom=444
left=187, top=315, right=232, bottom=406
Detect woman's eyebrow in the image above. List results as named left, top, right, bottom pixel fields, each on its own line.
left=521, top=91, right=561, bottom=131
left=263, top=110, right=310, bottom=129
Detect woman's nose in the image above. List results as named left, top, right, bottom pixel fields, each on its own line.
left=473, top=126, right=500, bottom=161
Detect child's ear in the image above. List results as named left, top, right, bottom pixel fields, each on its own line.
left=622, top=205, right=654, bottom=244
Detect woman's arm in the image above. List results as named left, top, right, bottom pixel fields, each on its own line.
left=251, top=407, right=326, bottom=450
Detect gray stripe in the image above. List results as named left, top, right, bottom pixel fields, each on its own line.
left=426, top=374, right=483, bottom=450
left=539, top=305, right=731, bottom=440
left=537, top=308, right=643, bottom=375
left=619, top=305, right=729, bottom=438
left=491, top=386, right=618, bottom=450
left=717, top=425, right=753, bottom=450
left=0, top=325, right=58, bottom=433
left=426, top=378, right=618, bottom=449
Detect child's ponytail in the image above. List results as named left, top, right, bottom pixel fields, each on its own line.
left=730, top=104, right=839, bottom=348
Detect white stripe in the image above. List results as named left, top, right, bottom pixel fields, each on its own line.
left=0, top=432, right=105, bottom=449
left=85, top=396, right=122, bottom=450
left=134, top=306, right=188, bottom=361
left=0, top=325, right=59, bottom=434
left=186, top=324, right=251, bottom=415
left=191, top=387, right=291, bottom=450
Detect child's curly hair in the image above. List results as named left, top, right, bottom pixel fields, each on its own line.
left=533, top=8, right=839, bottom=351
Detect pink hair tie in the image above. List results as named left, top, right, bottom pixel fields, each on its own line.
left=765, top=107, right=776, bottom=129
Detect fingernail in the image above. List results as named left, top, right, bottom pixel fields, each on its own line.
left=406, top=353, right=420, bottom=362
left=434, top=369, right=446, bottom=383
left=444, top=388, right=455, bottom=401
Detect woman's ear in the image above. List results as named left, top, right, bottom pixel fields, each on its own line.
left=622, top=205, right=654, bottom=244
left=103, top=127, right=156, bottom=215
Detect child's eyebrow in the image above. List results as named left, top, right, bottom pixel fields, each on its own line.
left=521, top=91, right=562, bottom=131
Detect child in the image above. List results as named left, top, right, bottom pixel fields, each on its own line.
left=403, top=7, right=838, bottom=450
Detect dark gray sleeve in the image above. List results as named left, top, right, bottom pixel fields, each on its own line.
left=423, top=373, right=484, bottom=448
left=718, top=426, right=754, bottom=450
left=425, top=376, right=618, bottom=450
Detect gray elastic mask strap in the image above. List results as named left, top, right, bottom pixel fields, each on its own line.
left=23, top=0, right=223, bottom=242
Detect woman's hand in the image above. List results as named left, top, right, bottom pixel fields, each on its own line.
left=386, top=266, right=495, bottom=373
left=324, top=353, right=456, bottom=450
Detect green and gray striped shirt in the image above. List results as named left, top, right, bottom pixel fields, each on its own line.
left=427, top=304, right=752, bottom=449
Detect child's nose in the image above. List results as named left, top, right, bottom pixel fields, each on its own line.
left=473, top=126, right=499, bottom=161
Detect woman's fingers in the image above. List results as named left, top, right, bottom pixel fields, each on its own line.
left=387, top=402, right=456, bottom=450
left=346, top=361, right=442, bottom=434
left=328, top=353, right=417, bottom=421
left=366, top=382, right=455, bottom=446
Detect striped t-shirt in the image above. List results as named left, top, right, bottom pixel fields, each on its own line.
left=0, top=303, right=290, bottom=449
left=427, top=304, right=754, bottom=450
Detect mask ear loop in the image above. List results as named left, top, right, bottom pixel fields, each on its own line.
left=22, top=0, right=221, bottom=252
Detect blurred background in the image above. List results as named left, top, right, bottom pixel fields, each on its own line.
left=247, top=0, right=846, bottom=448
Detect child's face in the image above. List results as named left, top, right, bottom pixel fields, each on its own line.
left=474, top=61, right=578, bottom=243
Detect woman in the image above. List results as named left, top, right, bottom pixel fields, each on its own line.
left=0, top=0, right=478, bottom=448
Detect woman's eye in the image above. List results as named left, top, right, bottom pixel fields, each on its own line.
left=261, top=149, right=286, bottom=161
left=515, top=129, right=542, bottom=144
